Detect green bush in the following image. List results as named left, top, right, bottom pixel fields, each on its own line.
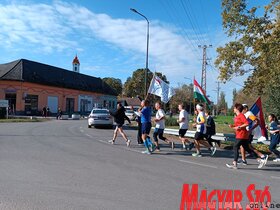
left=165, top=117, right=179, bottom=126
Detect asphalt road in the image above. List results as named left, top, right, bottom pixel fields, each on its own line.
left=0, top=120, right=279, bottom=210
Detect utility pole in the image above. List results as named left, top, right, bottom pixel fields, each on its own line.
left=215, top=81, right=221, bottom=115
left=198, top=45, right=212, bottom=94
left=212, top=81, right=221, bottom=115
left=216, top=81, right=220, bottom=105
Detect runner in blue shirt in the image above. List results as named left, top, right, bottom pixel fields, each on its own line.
left=139, top=100, right=154, bottom=154
left=267, top=114, right=280, bottom=162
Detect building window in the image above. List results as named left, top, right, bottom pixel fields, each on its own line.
left=25, top=95, right=38, bottom=115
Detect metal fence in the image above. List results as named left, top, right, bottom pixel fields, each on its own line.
left=162, top=128, right=271, bottom=145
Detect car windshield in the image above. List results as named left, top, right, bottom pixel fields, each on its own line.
left=92, top=110, right=109, bottom=114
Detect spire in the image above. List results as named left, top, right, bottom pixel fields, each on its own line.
left=72, top=54, right=80, bottom=64
left=72, top=54, right=80, bottom=73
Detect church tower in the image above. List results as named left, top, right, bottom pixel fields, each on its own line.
left=72, top=55, right=80, bottom=73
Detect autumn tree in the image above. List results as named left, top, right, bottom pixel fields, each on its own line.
left=102, top=77, right=123, bottom=96
left=169, top=84, right=194, bottom=114
left=215, top=0, right=280, bottom=94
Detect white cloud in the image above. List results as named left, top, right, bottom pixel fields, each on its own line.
left=0, top=0, right=242, bottom=106
left=0, top=1, right=203, bottom=81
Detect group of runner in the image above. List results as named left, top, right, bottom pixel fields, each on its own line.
left=108, top=100, right=280, bottom=169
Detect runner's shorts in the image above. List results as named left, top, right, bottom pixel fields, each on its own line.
left=179, top=129, right=188, bottom=137
left=194, top=132, right=206, bottom=140
left=141, top=122, right=152, bottom=134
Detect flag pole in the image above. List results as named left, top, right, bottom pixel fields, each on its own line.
left=193, top=76, right=196, bottom=115
left=145, top=73, right=155, bottom=100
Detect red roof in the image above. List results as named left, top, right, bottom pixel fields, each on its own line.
left=72, top=55, right=80, bottom=64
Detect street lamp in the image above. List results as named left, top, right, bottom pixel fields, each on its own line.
left=130, top=8, right=149, bottom=98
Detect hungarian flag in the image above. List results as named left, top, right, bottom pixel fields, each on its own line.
left=250, top=97, right=268, bottom=142
left=193, top=79, right=211, bottom=106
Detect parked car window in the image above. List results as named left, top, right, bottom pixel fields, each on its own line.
left=92, top=110, right=109, bottom=114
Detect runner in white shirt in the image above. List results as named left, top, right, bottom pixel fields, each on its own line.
left=153, top=102, right=174, bottom=151
left=176, top=103, right=192, bottom=150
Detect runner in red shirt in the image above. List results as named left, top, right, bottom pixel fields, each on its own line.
left=226, top=103, right=267, bottom=169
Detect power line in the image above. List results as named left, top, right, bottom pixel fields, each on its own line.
left=179, top=0, right=205, bottom=44
left=207, top=62, right=244, bottom=87
left=158, top=0, right=201, bottom=57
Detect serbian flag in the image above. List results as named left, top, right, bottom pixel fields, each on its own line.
left=148, top=75, right=175, bottom=103
left=250, top=97, right=268, bottom=142
left=193, top=79, right=211, bottom=106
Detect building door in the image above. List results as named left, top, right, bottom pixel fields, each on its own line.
left=66, top=98, right=75, bottom=115
left=5, top=93, right=16, bottom=114
left=80, top=99, right=87, bottom=114
left=47, top=96, right=58, bottom=114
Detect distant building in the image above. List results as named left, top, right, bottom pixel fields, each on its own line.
left=118, top=97, right=141, bottom=110
left=0, top=57, right=117, bottom=115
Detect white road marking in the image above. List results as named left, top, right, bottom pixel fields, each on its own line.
left=271, top=176, right=280, bottom=179
left=178, top=159, right=218, bottom=169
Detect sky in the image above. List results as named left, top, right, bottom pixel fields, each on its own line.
left=0, top=0, right=268, bottom=106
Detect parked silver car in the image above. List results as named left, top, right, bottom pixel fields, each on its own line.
left=88, top=108, right=113, bottom=128
left=125, top=110, right=136, bottom=121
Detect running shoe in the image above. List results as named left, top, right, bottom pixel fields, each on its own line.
left=273, top=158, right=280, bottom=162
left=226, top=164, right=237, bottom=169
left=192, top=152, right=202, bottom=157
left=237, top=159, right=248, bottom=165
left=126, top=140, right=131, bottom=147
left=155, top=145, right=160, bottom=152
left=142, top=150, right=151, bottom=155
left=170, top=142, right=175, bottom=150
left=108, top=140, right=115, bottom=144
left=151, top=144, right=157, bottom=152
left=263, top=155, right=268, bottom=165
left=189, top=142, right=195, bottom=151
left=211, top=147, right=217, bottom=156
left=258, top=159, right=266, bottom=169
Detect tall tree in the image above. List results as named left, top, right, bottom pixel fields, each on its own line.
left=102, top=77, right=123, bottom=96
left=218, top=91, right=228, bottom=114
left=123, top=69, right=168, bottom=99
left=215, top=0, right=280, bottom=94
left=264, top=74, right=280, bottom=116
left=169, top=84, right=193, bottom=114
left=232, top=88, right=237, bottom=108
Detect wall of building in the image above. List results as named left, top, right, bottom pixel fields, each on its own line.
left=0, top=81, right=117, bottom=115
